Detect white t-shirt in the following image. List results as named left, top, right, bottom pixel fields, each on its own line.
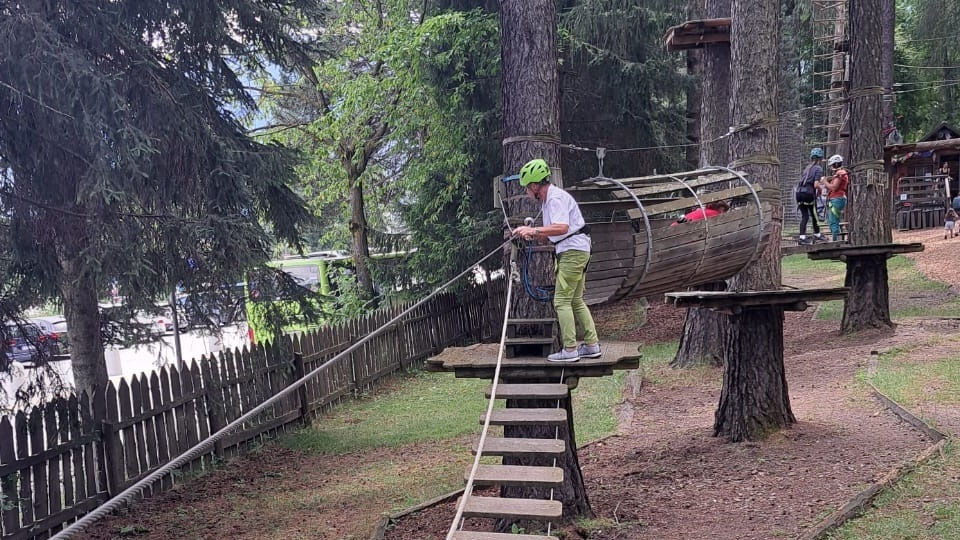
left=542, top=184, right=590, bottom=254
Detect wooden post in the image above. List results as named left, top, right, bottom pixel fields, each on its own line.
left=293, top=352, right=311, bottom=427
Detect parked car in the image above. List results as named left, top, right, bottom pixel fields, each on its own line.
left=29, top=316, right=68, bottom=355
left=2, top=322, right=41, bottom=365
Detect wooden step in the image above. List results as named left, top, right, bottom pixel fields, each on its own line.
left=503, top=336, right=555, bottom=345
left=482, top=408, right=567, bottom=426
left=451, top=531, right=559, bottom=540
left=486, top=383, right=568, bottom=400
left=473, top=437, right=565, bottom=457
left=467, top=464, right=563, bottom=487
left=461, top=495, right=562, bottom=521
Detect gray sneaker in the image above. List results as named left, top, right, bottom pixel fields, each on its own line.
left=547, top=348, right=580, bottom=362
left=578, top=343, right=602, bottom=359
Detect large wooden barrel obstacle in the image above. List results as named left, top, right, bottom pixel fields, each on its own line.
left=569, top=166, right=769, bottom=305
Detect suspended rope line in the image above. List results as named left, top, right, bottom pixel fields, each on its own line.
left=52, top=236, right=520, bottom=540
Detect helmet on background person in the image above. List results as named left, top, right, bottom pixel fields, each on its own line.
left=827, top=154, right=844, bottom=167
left=810, top=148, right=824, bottom=159
left=519, top=159, right=551, bottom=187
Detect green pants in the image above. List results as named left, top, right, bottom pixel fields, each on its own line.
left=554, top=249, right=598, bottom=349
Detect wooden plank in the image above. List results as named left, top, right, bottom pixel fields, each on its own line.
left=66, top=396, right=83, bottom=505
left=451, top=531, right=559, bottom=540
left=473, top=437, right=566, bottom=457
left=461, top=495, right=562, bottom=521
left=481, top=409, right=567, bottom=426
left=149, top=371, right=173, bottom=491
left=486, top=384, right=568, bottom=400
left=44, top=402, right=61, bottom=523
left=0, top=415, right=20, bottom=533
left=29, top=408, right=48, bottom=523
left=14, top=412, right=32, bottom=525
left=159, top=367, right=180, bottom=463
left=129, top=375, right=149, bottom=485
left=468, top=464, right=563, bottom=487
left=628, top=186, right=760, bottom=218
left=81, top=391, right=99, bottom=500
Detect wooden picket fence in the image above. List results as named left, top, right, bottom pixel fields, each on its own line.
left=0, top=279, right=506, bottom=540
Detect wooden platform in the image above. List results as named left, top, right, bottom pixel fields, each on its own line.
left=666, top=288, right=849, bottom=314
left=425, top=341, right=641, bottom=382
left=805, top=242, right=925, bottom=261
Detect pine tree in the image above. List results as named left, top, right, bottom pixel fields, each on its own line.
left=0, top=1, right=319, bottom=394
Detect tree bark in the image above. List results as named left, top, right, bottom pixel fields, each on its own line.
left=59, top=250, right=107, bottom=397
left=845, top=0, right=894, bottom=332
left=502, top=0, right=560, bottom=321
left=880, top=0, right=895, bottom=127
left=348, top=179, right=376, bottom=301
left=500, top=0, right=591, bottom=522
left=714, top=307, right=795, bottom=441
left=717, top=0, right=790, bottom=441
left=672, top=0, right=731, bottom=370
left=841, top=256, right=891, bottom=331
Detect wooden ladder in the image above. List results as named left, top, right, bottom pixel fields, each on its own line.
left=450, top=383, right=568, bottom=540
left=504, top=318, right=557, bottom=358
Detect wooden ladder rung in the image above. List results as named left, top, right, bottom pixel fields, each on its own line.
left=482, top=408, right=567, bottom=426
left=486, top=383, right=568, bottom=400
left=461, top=495, right=562, bottom=521
left=473, top=437, right=566, bottom=457
left=467, top=464, right=564, bottom=487
left=503, top=336, right=555, bottom=345
left=451, top=531, right=559, bottom=540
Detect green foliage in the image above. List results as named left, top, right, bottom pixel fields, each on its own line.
left=283, top=366, right=628, bottom=455
left=894, top=0, right=960, bottom=138
left=559, top=1, right=691, bottom=179
left=258, top=2, right=502, bottom=300
left=0, top=0, right=324, bottom=387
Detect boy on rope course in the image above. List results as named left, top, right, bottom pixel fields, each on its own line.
left=818, top=154, right=849, bottom=242
left=512, top=158, right=601, bottom=362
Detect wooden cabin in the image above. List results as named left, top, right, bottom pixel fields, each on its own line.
left=886, top=121, right=960, bottom=230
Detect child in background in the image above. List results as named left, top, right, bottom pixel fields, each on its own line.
left=946, top=208, right=958, bottom=240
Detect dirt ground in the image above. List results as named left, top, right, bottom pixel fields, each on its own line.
left=84, top=229, right=960, bottom=540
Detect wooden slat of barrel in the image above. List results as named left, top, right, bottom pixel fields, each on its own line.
left=603, top=171, right=742, bottom=196
left=626, top=185, right=760, bottom=219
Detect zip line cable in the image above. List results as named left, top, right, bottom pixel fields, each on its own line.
left=50, top=236, right=519, bottom=540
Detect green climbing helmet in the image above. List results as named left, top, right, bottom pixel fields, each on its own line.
left=519, top=159, right=551, bottom=187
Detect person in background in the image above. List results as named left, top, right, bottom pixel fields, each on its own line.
left=796, top=148, right=825, bottom=245
left=818, top=154, right=849, bottom=241
left=945, top=208, right=958, bottom=240
left=513, top=158, right=600, bottom=363
left=672, top=200, right=729, bottom=225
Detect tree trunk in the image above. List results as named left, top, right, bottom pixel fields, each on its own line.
left=673, top=0, right=731, bottom=370
left=880, top=0, right=895, bottom=127
left=502, top=0, right=559, bottom=321
left=841, top=256, right=891, bottom=331
left=714, top=307, right=795, bottom=441
left=845, top=0, right=893, bottom=332
left=718, top=0, right=789, bottom=441
left=500, top=0, right=591, bottom=522
left=59, top=252, right=107, bottom=396
left=348, top=179, right=376, bottom=300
